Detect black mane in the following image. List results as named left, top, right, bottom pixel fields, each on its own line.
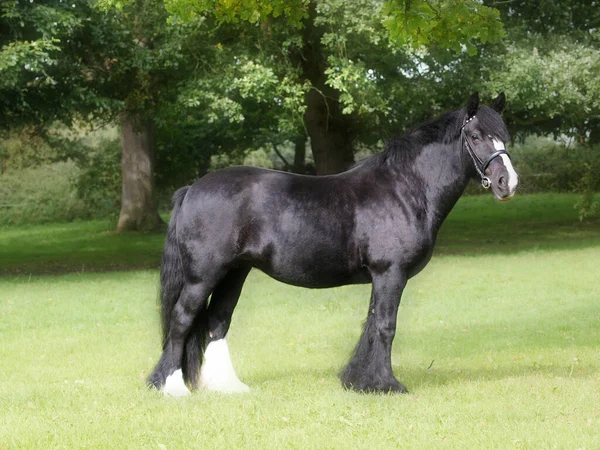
left=357, top=105, right=510, bottom=169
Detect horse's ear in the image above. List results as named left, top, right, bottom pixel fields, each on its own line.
left=467, top=92, right=479, bottom=118
left=492, top=92, right=506, bottom=113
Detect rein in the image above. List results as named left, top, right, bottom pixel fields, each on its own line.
left=461, top=116, right=511, bottom=189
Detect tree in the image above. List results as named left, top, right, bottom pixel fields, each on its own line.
left=478, top=0, right=600, bottom=144
left=0, top=1, right=120, bottom=128
left=480, top=0, right=600, bottom=218
left=166, top=0, right=506, bottom=174
left=1, top=0, right=167, bottom=231
left=1, top=0, right=280, bottom=230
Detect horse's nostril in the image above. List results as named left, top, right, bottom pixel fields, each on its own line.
left=498, top=176, right=506, bottom=187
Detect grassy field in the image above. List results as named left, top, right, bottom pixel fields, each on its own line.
left=1, top=193, right=599, bottom=449
left=0, top=220, right=165, bottom=275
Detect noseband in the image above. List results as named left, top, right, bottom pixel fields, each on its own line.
left=461, top=116, right=511, bottom=189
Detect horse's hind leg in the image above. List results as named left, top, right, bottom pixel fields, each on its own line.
left=199, top=266, right=251, bottom=393
left=154, top=280, right=214, bottom=397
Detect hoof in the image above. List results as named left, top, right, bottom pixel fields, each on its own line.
left=147, top=373, right=163, bottom=390
left=162, top=369, right=192, bottom=397
left=341, top=376, right=408, bottom=394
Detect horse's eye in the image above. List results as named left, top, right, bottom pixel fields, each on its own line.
left=471, top=134, right=479, bottom=141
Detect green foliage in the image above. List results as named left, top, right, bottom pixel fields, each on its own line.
left=2, top=0, right=596, bottom=210
left=507, top=140, right=600, bottom=195
left=164, top=0, right=308, bottom=24
left=158, top=0, right=508, bottom=161
left=315, top=0, right=386, bottom=47
left=384, top=0, right=505, bottom=54
left=209, top=145, right=297, bottom=172
left=0, top=130, right=123, bottom=225
left=0, top=0, right=122, bottom=127
left=506, top=139, right=600, bottom=222
left=574, top=164, right=600, bottom=221
left=0, top=162, right=87, bottom=225
left=0, top=39, right=60, bottom=89
left=0, top=128, right=58, bottom=172
left=478, top=1, right=600, bottom=218
left=485, top=41, right=600, bottom=138
left=493, top=0, right=599, bottom=44
left=325, top=57, right=387, bottom=115
left=73, top=138, right=122, bottom=219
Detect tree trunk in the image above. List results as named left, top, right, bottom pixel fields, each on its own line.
left=293, top=135, right=307, bottom=173
left=299, top=1, right=355, bottom=175
left=303, top=90, right=355, bottom=174
left=116, top=112, right=164, bottom=232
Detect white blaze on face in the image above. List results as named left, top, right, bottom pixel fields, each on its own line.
left=199, top=338, right=250, bottom=393
left=162, top=369, right=191, bottom=397
left=492, top=138, right=519, bottom=192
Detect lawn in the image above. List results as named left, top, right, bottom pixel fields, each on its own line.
left=0, top=193, right=599, bottom=449
left=0, top=220, right=165, bottom=275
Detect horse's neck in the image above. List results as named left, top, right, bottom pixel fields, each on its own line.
left=411, top=140, right=470, bottom=230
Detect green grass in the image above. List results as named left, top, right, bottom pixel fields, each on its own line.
left=1, top=193, right=599, bottom=448
left=437, top=193, right=600, bottom=255
left=0, top=220, right=165, bottom=275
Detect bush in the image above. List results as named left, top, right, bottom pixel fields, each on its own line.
left=465, top=139, right=600, bottom=199
left=210, top=147, right=279, bottom=171
left=0, top=162, right=88, bottom=225
left=0, top=138, right=122, bottom=225
left=72, top=138, right=121, bottom=220
left=574, top=163, right=600, bottom=220
left=0, top=128, right=59, bottom=173
left=511, top=143, right=600, bottom=194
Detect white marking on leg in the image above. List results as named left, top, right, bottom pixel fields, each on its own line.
left=200, top=339, right=249, bottom=393
left=162, top=369, right=191, bottom=397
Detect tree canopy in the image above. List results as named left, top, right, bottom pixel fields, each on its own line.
left=483, top=0, right=600, bottom=142
left=1, top=0, right=598, bottom=225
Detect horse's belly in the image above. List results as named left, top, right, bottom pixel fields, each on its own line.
left=237, top=210, right=363, bottom=287
left=249, top=248, right=368, bottom=289
left=261, top=265, right=370, bottom=289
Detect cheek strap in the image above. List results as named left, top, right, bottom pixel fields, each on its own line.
left=462, top=130, right=511, bottom=189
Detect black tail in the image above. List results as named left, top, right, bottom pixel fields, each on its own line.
left=158, top=186, right=208, bottom=388
left=159, top=186, right=189, bottom=347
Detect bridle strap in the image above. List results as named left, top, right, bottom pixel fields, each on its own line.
left=482, top=149, right=509, bottom=174
left=461, top=117, right=511, bottom=189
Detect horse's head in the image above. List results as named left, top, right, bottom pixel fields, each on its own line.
left=462, top=92, right=518, bottom=201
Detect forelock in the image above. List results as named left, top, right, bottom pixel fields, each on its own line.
left=474, top=105, right=510, bottom=142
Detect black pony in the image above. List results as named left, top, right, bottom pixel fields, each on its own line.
left=148, top=92, right=518, bottom=396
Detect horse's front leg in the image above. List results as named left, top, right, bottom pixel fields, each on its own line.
left=341, top=267, right=408, bottom=393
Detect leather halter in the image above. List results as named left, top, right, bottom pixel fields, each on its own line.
left=461, top=116, right=511, bottom=189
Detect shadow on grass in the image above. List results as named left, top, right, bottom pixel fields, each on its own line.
left=0, top=220, right=165, bottom=276
left=436, top=217, right=600, bottom=256
left=436, top=193, right=600, bottom=256
left=1, top=193, right=599, bottom=275
left=244, top=297, right=600, bottom=393
left=243, top=341, right=595, bottom=392
left=242, top=362, right=589, bottom=395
